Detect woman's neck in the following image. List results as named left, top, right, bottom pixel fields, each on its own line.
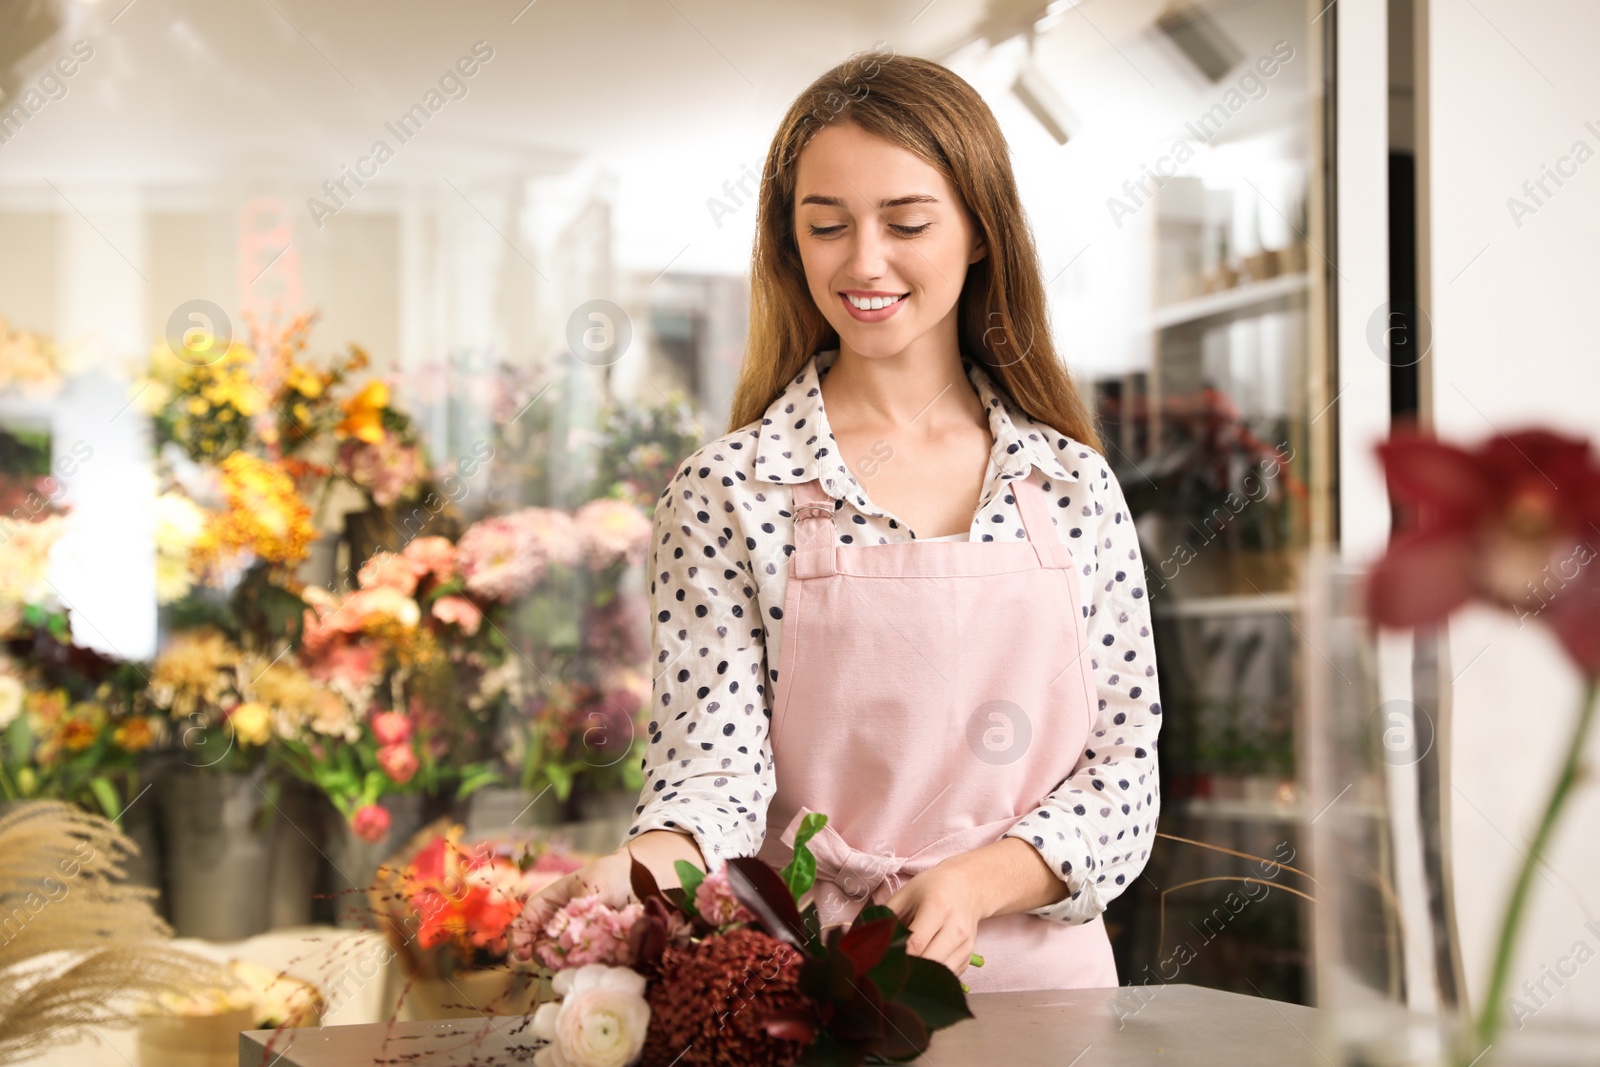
left=819, top=343, right=982, bottom=436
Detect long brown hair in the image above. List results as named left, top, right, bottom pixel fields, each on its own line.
left=725, top=48, right=1102, bottom=453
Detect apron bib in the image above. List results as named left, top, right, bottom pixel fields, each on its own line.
left=755, top=469, right=1119, bottom=992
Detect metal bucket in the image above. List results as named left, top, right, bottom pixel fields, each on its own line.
left=318, top=792, right=426, bottom=929
left=159, top=769, right=275, bottom=941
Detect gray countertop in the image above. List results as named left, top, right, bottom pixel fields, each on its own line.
left=241, top=982, right=1325, bottom=1066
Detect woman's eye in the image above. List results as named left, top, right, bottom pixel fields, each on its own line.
left=804, top=222, right=932, bottom=238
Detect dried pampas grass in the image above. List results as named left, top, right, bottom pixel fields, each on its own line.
left=0, top=800, right=233, bottom=1059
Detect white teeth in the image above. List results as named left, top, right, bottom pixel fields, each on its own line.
left=846, top=293, right=905, bottom=310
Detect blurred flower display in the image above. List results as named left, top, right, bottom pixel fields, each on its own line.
left=1, top=307, right=699, bottom=922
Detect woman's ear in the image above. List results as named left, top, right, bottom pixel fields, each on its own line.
left=967, top=218, right=988, bottom=265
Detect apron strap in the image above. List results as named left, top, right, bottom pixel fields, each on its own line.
left=791, top=478, right=839, bottom=579
left=1014, top=469, right=1075, bottom=570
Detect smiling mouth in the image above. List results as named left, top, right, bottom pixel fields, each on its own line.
left=843, top=292, right=908, bottom=310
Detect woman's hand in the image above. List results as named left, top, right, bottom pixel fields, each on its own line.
left=510, top=848, right=637, bottom=960
left=882, top=856, right=988, bottom=977
left=510, top=830, right=707, bottom=961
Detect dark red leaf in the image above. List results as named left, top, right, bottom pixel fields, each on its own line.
left=862, top=1001, right=929, bottom=1059
left=836, top=915, right=894, bottom=978
left=828, top=977, right=886, bottom=1044
left=725, top=856, right=811, bottom=951
left=628, top=851, right=665, bottom=904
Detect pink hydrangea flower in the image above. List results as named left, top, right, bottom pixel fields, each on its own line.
left=401, top=535, right=457, bottom=584
left=370, top=710, right=412, bottom=746
left=377, top=742, right=418, bottom=784
left=430, top=595, right=483, bottom=635
left=574, top=499, right=652, bottom=570
left=357, top=550, right=428, bottom=595
left=510, top=507, right=584, bottom=569
left=351, top=803, right=391, bottom=844
left=532, top=893, right=644, bottom=971
left=340, top=438, right=424, bottom=508
left=457, top=515, right=545, bottom=601
left=694, top=864, right=756, bottom=927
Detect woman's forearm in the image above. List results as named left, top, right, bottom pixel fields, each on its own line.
left=950, top=836, right=1073, bottom=919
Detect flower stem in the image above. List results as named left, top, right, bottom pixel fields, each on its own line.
left=1469, top=680, right=1598, bottom=1061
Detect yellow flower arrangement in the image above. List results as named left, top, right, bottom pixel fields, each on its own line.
left=227, top=702, right=271, bottom=747
left=191, top=453, right=316, bottom=572
left=245, top=655, right=357, bottom=742
left=148, top=628, right=240, bottom=720
left=153, top=490, right=208, bottom=604
left=335, top=379, right=389, bottom=444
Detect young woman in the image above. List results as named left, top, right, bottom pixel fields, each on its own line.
left=514, top=51, right=1161, bottom=993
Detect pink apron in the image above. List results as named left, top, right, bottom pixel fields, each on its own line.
left=755, top=468, right=1119, bottom=992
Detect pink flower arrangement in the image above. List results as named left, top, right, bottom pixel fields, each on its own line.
left=574, top=498, right=652, bottom=570
left=339, top=436, right=424, bottom=507
left=370, top=710, right=412, bottom=746
left=351, top=803, right=391, bottom=844
left=511, top=507, right=584, bottom=569
left=357, top=550, right=429, bottom=596
left=528, top=893, right=644, bottom=971
left=377, top=741, right=418, bottom=784
left=693, top=864, right=756, bottom=927
left=401, top=534, right=457, bottom=584
left=430, top=595, right=482, bottom=635
left=456, top=506, right=584, bottom=601
left=456, top=515, right=544, bottom=601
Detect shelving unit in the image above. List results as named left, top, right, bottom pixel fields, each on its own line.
left=1097, top=149, right=1324, bottom=1007
left=1152, top=272, right=1310, bottom=332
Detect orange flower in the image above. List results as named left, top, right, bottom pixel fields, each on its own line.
left=113, top=716, right=157, bottom=752
left=59, top=702, right=106, bottom=752
left=336, top=380, right=389, bottom=444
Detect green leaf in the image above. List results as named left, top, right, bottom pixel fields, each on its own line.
left=544, top=761, right=574, bottom=802
left=780, top=811, right=828, bottom=900
left=674, top=860, right=704, bottom=918
left=454, top=767, right=502, bottom=800
left=88, top=776, right=121, bottom=820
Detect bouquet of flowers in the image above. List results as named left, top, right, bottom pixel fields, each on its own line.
left=514, top=813, right=974, bottom=1067
left=277, top=536, right=505, bottom=843
left=368, top=824, right=591, bottom=1018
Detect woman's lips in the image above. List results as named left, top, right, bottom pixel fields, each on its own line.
left=840, top=292, right=908, bottom=323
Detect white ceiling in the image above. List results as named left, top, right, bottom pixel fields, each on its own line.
left=0, top=0, right=1314, bottom=282
left=0, top=0, right=999, bottom=182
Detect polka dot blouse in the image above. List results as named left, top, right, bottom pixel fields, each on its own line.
left=626, top=347, right=1162, bottom=927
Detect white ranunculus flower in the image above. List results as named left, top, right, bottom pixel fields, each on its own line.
left=531, top=964, right=650, bottom=1067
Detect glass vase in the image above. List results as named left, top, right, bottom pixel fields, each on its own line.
left=1303, top=552, right=1600, bottom=1066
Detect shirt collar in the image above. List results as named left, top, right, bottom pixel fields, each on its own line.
left=751, top=348, right=1078, bottom=507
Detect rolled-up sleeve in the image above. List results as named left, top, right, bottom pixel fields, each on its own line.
left=1001, top=463, right=1163, bottom=924
left=624, top=457, right=777, bottom=872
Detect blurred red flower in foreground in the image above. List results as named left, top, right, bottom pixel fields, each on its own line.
left=1367, top=428, right=1600, bottom=675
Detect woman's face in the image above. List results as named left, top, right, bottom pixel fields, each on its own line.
left=792, top=121, right=986, bottom=360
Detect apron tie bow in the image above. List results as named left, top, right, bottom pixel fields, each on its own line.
left=779, top=805, right=908, bottom=926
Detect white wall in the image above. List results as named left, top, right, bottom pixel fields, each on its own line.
left=1430, top=0, right=1600, bottom=1026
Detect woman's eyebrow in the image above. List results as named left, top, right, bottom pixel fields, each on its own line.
left=797, top=194, right=941, bottom=208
